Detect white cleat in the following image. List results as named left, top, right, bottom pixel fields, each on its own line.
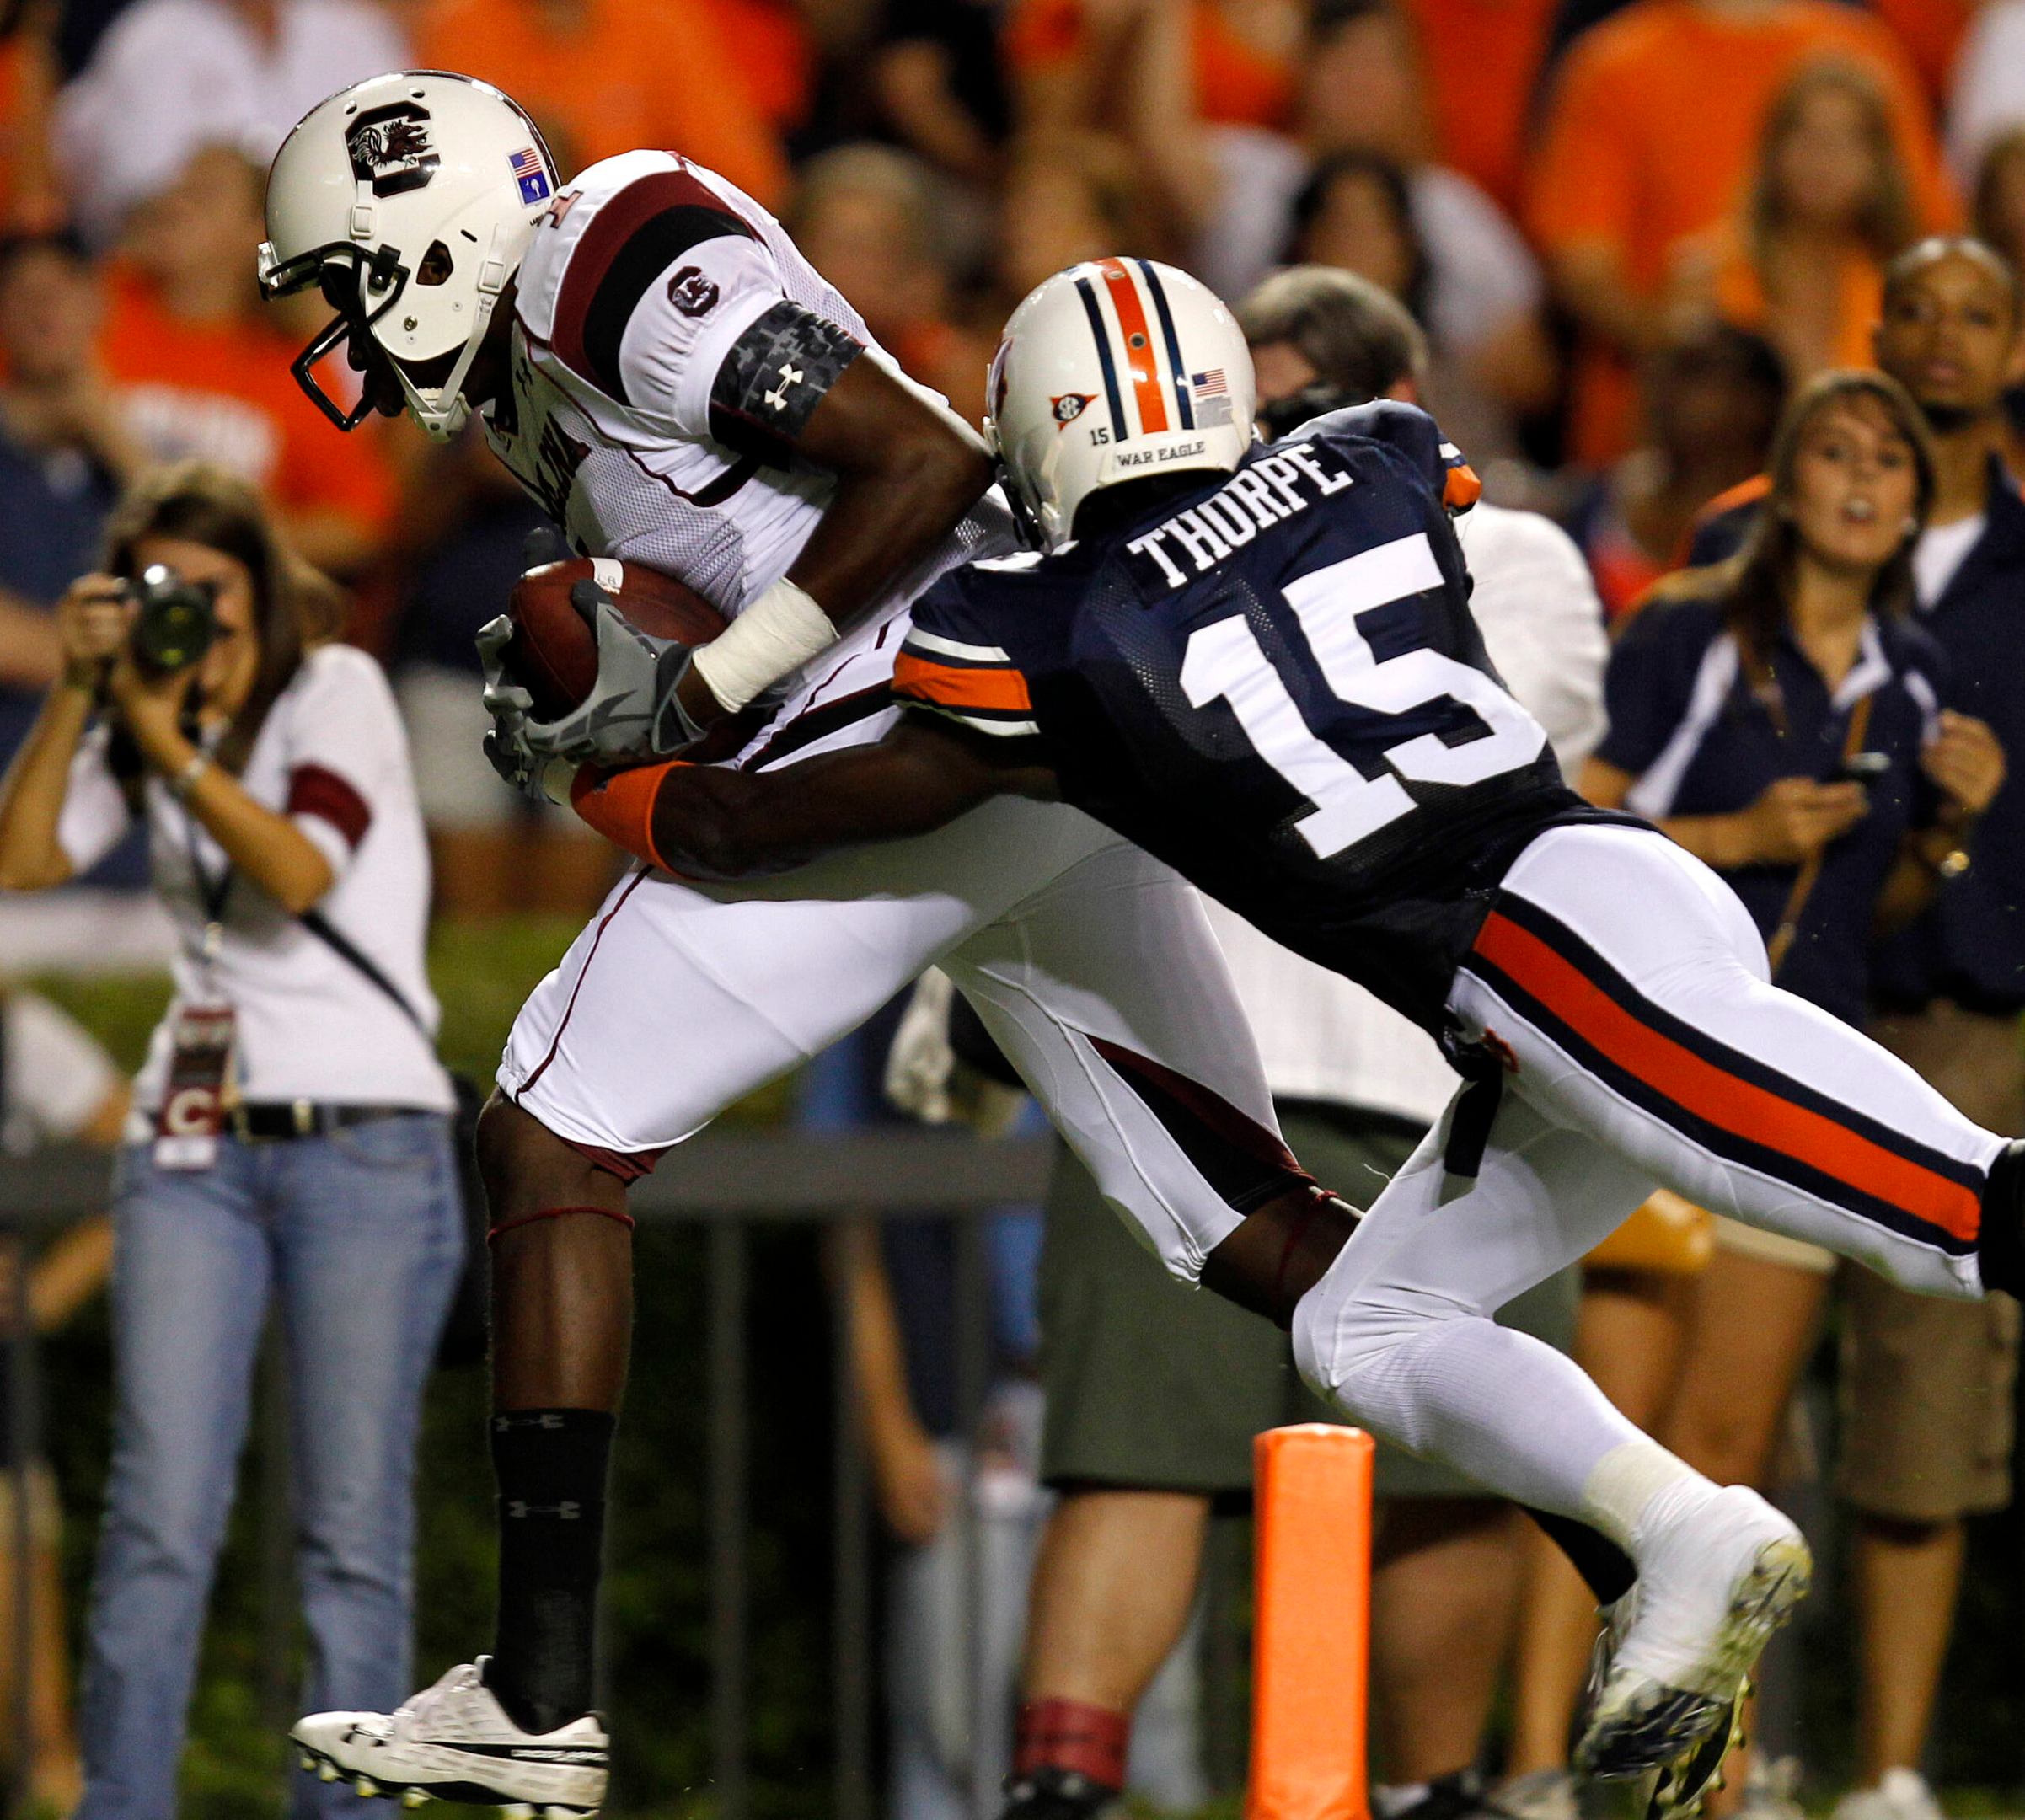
left=1576, top=1484, right=1810, bottom=1785
left=291, top=1658, right=607, bottom=1815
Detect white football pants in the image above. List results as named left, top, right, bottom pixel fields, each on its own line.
left=501, top=795, right=1283, bottom=1280
left=1294, top=822, right=2006, bottom=1520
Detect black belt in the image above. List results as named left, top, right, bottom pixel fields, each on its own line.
left=229, top=1102, right=423, bottom=1142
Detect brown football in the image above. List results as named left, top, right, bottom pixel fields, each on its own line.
left=503, top=558, right=728, bottom=720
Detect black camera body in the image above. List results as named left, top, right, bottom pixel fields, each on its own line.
left=128, top=565, right=219, bottom=677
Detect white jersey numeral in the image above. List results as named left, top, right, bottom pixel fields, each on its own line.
left=1180, top=532, right=1546, bottom=860
left=1181, top=614, right=1417, bottom=858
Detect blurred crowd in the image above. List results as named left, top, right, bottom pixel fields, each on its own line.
left=3, top=0, right=2025, bottom=1816
left=0, top=0, right=2022, bottom=914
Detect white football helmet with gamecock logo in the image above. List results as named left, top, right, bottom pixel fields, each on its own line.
left=258, top=71, right=560, bottom=440
left=986, top=258, right=1255, bottom=549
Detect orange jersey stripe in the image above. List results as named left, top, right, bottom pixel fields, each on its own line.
left=892, top=652, right=1035, bottom=715
left=1098, top=258, right=1170, bottom=435
left=1474, top=912, right=1982, bottom=1243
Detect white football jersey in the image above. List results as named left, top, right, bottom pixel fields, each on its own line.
left=486, top=149, right=1015, bottom=765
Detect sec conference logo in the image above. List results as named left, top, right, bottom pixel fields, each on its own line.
left=1052, top=393, right=1096, bottom=426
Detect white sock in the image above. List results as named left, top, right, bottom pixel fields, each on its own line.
left=1581, top=1440, right=1711, bottom=1557
left=1301, top=1307, right=1705, bottom=1529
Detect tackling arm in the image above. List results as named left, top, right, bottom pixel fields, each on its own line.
left=571, top=711, right=1058, bottom=879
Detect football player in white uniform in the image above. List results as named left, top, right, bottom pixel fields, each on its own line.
left=256, top=72, right=1340, bottom=1816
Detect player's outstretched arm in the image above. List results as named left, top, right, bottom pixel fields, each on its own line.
left=572, top=713, right=1058, bottom=880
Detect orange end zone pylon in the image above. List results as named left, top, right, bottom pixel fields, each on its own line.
left=1245, top=1423, right=1375, bottom=1820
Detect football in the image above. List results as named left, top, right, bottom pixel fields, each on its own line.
left=502, top=557, right=728, bottom=720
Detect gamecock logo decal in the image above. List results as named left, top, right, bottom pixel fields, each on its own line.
left=667, top=265, right=721, bottom=317
left=346, top=103, right=439, bottom=198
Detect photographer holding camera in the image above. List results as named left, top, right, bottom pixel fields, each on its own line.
left=0, top=461, right=462, bottom=1820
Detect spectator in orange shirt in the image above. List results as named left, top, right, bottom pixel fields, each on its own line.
left=99, top=145, right=394, bottom=575
left=703, top=0, right=812, bottom=136
left=1395, top=0, right=1556, bottom=218
left=415, top=0, right=788, bottom=206
left=999, top=0, right=1300, bottom=251
left=788, top=143, right=994, bottom=427
left=1003, top=0, right=1302, bottom=137
left=1677, top=62, right=1919, bottom=388
left=1528, top=0, right=1958, bottom=463
left=1871, top=0, right=1969, bottom=111
left=0, top=0, right=59, bottom=233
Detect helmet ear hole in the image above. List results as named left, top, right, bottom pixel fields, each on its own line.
left=415, top=240, right=454, bottom=286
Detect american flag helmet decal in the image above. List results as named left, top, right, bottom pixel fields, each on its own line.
left=509, top=147, right=549, bottom=204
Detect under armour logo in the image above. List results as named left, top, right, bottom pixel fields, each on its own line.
left=763, top=362, right=806, bottom=411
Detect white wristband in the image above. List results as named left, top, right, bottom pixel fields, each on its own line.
left=688, top=577, right=839, bottom=714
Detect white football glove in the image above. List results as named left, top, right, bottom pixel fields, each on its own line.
left=477, top=577, right=710, bottom=798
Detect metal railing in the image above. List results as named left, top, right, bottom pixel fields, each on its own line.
left=0, top=1132, right=1058, bottom=1819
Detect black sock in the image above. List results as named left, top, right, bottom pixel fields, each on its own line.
left=1526, top=1506, right=1636, bottom=1604
left=1979, top=1140, right=2025, bottom=1298
left=485, top=1408, right=616, bottom=1734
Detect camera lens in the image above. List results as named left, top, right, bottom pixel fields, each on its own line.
left=130, top=565, right=220, bottom=677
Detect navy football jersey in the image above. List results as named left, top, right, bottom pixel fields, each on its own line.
left=893, top=404, right=1617, bottom=1038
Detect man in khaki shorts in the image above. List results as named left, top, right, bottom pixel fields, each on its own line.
left=1001, top=270, right=1608, bottom=1820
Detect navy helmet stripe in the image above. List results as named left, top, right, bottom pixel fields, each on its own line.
left=1136, top=259, right=1195, bottom=431
left=1074, top=276, right=1128, bottom=443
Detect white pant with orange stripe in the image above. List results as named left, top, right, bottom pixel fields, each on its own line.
left=1294, top=822, right=2005, bottom=1521
left=499, top=794, right=1285, bottom=1279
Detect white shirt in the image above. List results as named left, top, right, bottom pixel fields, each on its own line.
left=2, top=991, right=119, bottom=1155
left=1914, top=513, right=1985, bottom=610
left=1204, top=501, right=1608, bottom=1123
left=1192, top=128, right=1542, bottom=356
left=492, top=151, right=1013, bottom=768
left=56, top=644, right=453, bottom=1113
left=56, top=0, right=408, bottom=243
left=1949, top=0, right=2025, bottom=184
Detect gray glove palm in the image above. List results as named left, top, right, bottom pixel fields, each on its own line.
left=478, top=577, right=709, bottom=800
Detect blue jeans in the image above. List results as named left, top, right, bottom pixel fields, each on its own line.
left=77, top=1116, right=464, bottom=1820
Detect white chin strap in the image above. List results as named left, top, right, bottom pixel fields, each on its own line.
left=391, top=225, right=517, bottom=443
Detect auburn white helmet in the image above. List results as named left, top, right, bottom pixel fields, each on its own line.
left=258, top=71, right=559, bottom=441
left=986, top=258, right=1255, bottom=549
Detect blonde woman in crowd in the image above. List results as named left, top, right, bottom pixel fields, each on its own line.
left=1674, top=62, right=1918, bottom=386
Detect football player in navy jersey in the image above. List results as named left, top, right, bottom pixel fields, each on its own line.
left=568, top=260, right=2025, bottom=1813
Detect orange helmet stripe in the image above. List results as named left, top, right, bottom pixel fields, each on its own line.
left=1097, top=258, right=1170, bottom=435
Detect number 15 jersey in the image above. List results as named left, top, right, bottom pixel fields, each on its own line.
left=892, top=403, right=1623, bottom=1041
